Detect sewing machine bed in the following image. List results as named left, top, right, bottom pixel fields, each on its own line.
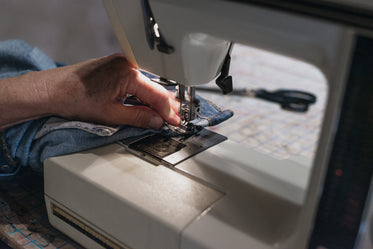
left=0, top=44, right=326, bottom=248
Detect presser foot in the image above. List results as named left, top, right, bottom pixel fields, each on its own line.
left=165, top=121, right=202, bottom=135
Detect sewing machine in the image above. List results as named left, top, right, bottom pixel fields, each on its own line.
left=43, top=1, right=373, bottom=248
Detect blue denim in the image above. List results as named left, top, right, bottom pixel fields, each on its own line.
left=191, top=97, right=233, bottom=127
left=0, top=40, right=233, bottom=175
left=0, top=39, right=57, bottom=78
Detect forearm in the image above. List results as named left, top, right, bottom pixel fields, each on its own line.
left=0, top=71, right=55, bottom=130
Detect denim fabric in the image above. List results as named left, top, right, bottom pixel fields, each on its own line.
left=191, top=96, right=233, bottom=127
left=0, top=39, right=57, bottom=78
left=35, top=117, right=121, bottom=138
left=0, top=39, right=233, bottom=175
left=0, top=131, right=19, bottom=176
left=0, top=39, right=58, bottom=176
left=26, top=125, right=157, bottom=173
left=1, top=118, right=50, bottom=175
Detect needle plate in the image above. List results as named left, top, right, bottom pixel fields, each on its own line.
left=119, top=129, right=226, bottom=167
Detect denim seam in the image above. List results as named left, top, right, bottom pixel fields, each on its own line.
left=0, top=132, right=20, bottom=176
left=199, top=96, right=222, bottom=112
left=0, top=132, right=17, bottom=166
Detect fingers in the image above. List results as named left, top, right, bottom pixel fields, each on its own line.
left=62, top=53, right=181, bottom=129
left=167, top=90, right=181, bottom=115
left=85, top=53, right=181, bottom=126
left=107, top=105, right=165, bottom=129
left=125, top=70, right=181, bottom=126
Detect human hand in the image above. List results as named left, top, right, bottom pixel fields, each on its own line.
left=0, top=53, right=181, bottom=130
left=48, top=53, right=181, bottom=129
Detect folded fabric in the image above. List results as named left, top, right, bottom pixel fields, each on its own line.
left=0, top=39, right=233, bottom=175
left=34, top=117, right=121, bottom=139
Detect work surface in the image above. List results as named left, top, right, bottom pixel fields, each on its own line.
left=0, top=44, right=327, bottom=248
left=0, top=170, right=83, bottom=249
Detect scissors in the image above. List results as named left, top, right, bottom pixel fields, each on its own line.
left=196, top=87, right=317, bottom=112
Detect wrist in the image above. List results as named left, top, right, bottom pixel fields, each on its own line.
left=21, top=71, right=56, bottom=115
left=0, top=71, right=55, bottom=129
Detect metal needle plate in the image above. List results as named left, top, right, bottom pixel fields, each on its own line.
left=119, top=129, right=227, bottom=167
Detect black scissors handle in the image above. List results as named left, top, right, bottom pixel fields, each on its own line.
left=254, top=89, right=316, bottom=112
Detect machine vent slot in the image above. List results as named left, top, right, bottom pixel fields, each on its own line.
left=51, top=203, right=127, bottom=249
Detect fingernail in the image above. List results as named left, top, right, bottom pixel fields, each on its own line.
left=149, top=115, right=164, bottom=129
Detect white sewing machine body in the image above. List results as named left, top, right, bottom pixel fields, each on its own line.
left=44, top=1, right=373, bottom=249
